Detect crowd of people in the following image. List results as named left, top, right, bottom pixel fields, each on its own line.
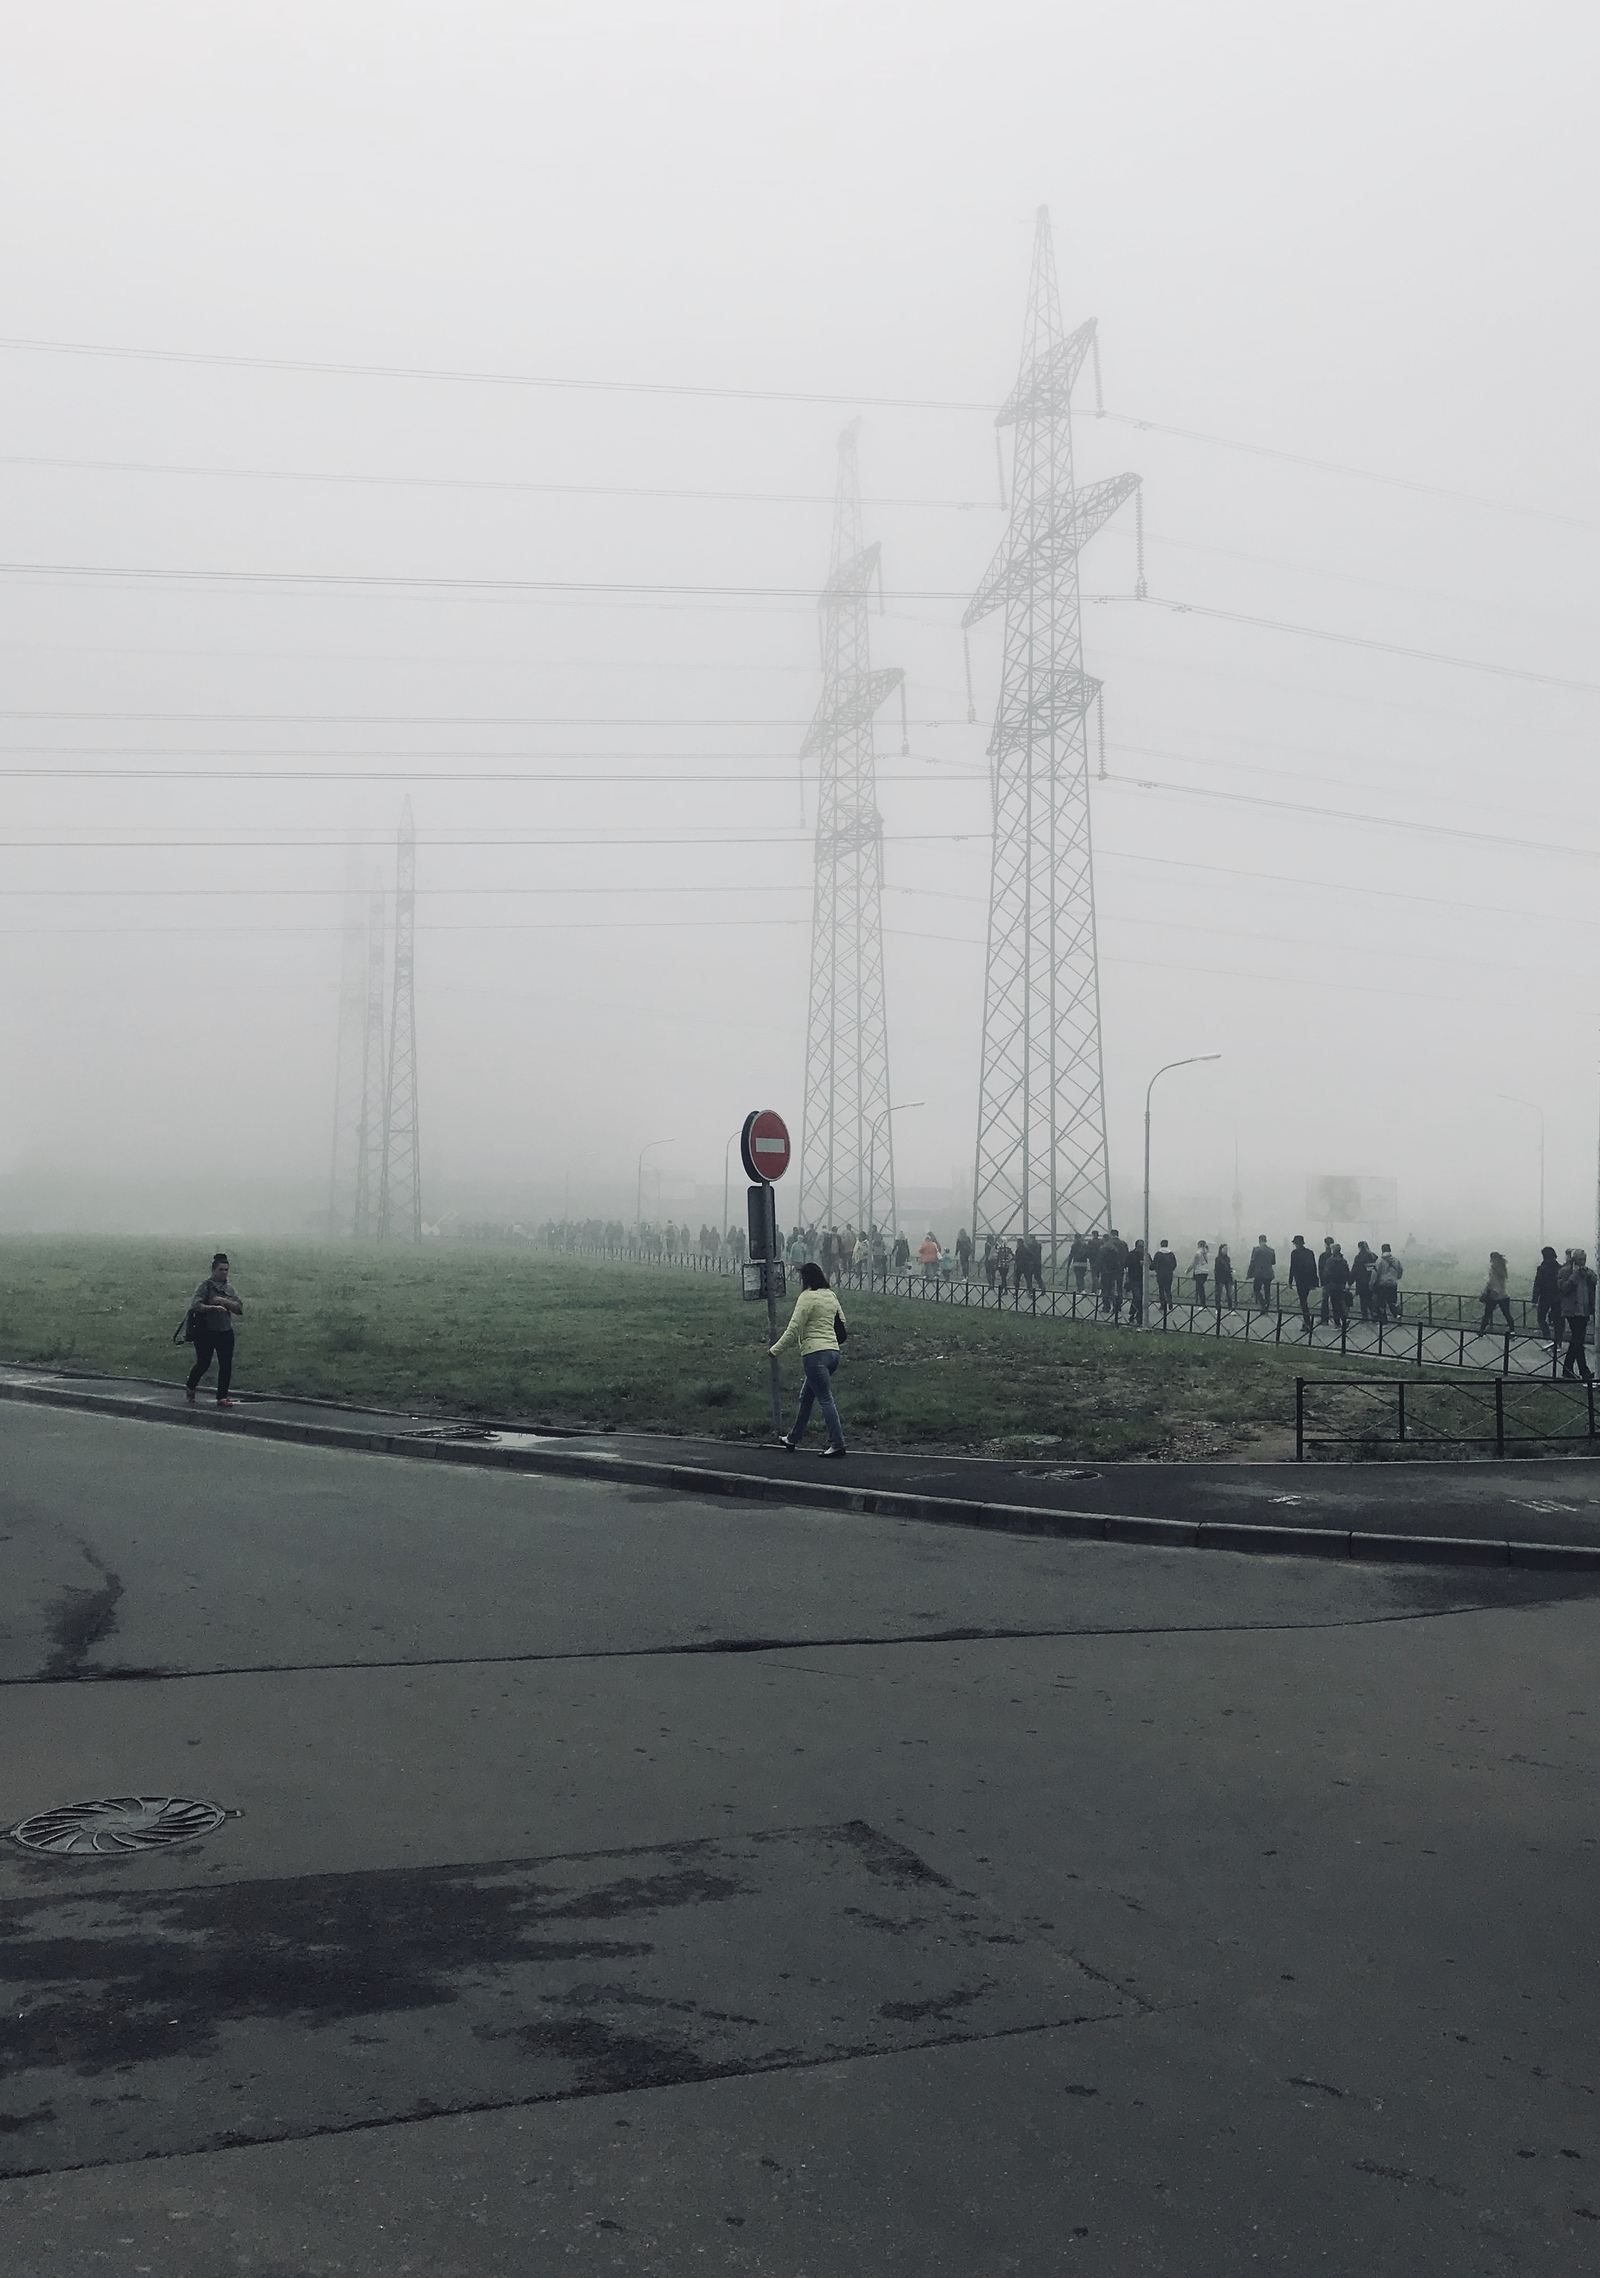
left=537, top=1213, right=1598, bottom=1381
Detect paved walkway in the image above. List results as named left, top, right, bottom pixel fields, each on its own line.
left=5, top=1362, right=1600, bottom=1558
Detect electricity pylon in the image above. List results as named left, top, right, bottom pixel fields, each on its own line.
left=963, top=207, right=1139, bottom=1265
left=327, top=851, right=368, bottom=1239
left=796, top=423, right=903, bottom=1241
left=378, top=800, right=422, bottom=1243
left=352, top=874, right=386, bottom=1242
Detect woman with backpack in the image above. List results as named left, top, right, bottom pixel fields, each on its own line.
left=772, top=1261, right=849, bottom=1458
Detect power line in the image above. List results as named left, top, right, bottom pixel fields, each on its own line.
left=1, top=333, right=1590, bottom=530
left=1104, top=774, right=1597, bottom=861
left=0, top=559, right=974, bottom=603
left=0, top=451, right=996, bottom=512
left=1129, top=593, right=1600, bottom=697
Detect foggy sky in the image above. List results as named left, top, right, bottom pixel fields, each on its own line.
left=1, top=1, right=1597, bottom=1247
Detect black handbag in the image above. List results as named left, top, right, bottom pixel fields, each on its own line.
left=834, top=1311, right=848, bottom=1345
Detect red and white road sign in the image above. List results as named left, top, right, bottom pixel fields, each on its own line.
left=741, top=1108, right=791, bottom=1183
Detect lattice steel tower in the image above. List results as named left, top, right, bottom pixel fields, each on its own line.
left=964, top=207, right=1139, bottom=1263
left=796, top=423, right=903, bottom=1240
left=377, top=799, right=422, bottom=1243
left=352, top=873, right=387, bottom=1242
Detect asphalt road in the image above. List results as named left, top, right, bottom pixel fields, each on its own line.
left=3, top=1397, right=1599, bottom=2273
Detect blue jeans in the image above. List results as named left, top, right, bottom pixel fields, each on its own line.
left=788, top=1348, right=845, bottom=1449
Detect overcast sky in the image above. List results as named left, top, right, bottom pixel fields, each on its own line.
left=1, top=1, right=1596, bottom=1246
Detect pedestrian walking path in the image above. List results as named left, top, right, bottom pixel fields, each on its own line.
left=560, top=1242, right=1577, bottom=1381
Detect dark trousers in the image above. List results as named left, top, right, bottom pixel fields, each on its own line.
left=1562, top=1318, right=1592, bottom=1379
left=1128, top=1280, right=1144, bottom=1325
left=1479, top=1297, right=1513, bottom=1335
left=1215, top=1276, right=1234, bottom=1309
left=187, top=1328, right=234, bottom=1396
left=1253, top=1275, right=1273, bottom=1313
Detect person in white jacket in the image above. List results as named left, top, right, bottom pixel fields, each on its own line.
left=1189, top=1241, right=1210, bottom=1305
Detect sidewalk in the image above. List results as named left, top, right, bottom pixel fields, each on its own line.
left=5, top=1362, right=1600, bottom=1564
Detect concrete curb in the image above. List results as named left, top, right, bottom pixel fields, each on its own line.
left=3, top=1375, right=1599, bottom=1574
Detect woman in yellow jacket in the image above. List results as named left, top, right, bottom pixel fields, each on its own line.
left=771, top=1261, right=848, bottom=1457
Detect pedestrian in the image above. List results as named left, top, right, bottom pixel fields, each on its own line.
left=1019, top=1232, right=1045, bottom=1300
left=1126, top=1238, right=1146, bottom=1326
left=1558, top=1249, right=1596, bottom=1380
left=772, top=1262, right=849, bottom=1456
left=1190, top=1240, right=1210, bottom=1307
left=1214, top=1243, right=1235, bottom=1309
left=1069, top=1230, right=1089, bottom=1293
left=183, top=1251, right=244, bottom=1408
left=1532, top=1245, right=1562, bottom=1342
left=1247, top=1235, right=1275, bottom=1314
left=892, top=1229, right=911, bottom=1272
left=1324, top=1242, right=1352, bottom=1327
left=956, top=1227, right=974, bottom=1280
left=1351, top=1240, right=1377, bottom=1323
left=1373, top=1243, right=1403, bottom=1321
left=1286, top=1235, right=1319, bottom=1334
left=1316, top=1236, right=1337, bottom=1323
left=995, top=1239, right=1013, bottom=1297
left=1085, top=1229, right=1104, bottom=1301
left=918, top=1230, right=941, bottom=1281
left=1478, top=1252, right=1514, bottom=1337
left=983, top=1232, right=997, bottom=1288
left=1100, top=1230, right=1125, bottom=1317
left=1152, top=1238, right=1177, bottom=1323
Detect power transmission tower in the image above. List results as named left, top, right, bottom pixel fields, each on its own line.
left=352, top=873, right=386, bottom=1242
left=963, top=206, right=1139, bottom=1266
left=378, top=799, right=422, bottom=1243
left=796, top=422, right=903, bottom=1242
left=327, top=851, right=368, bottom=1239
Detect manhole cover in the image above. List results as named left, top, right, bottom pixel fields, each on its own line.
left=8, top=1796, right=229, bottom=1855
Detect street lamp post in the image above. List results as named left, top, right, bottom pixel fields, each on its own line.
left=636, top=1138, right=674, bottom=1231
left=1143, top=1056, right=1221, bottom=1259
left=1496, top=1093, right=1546, bottom=1249
left=866, top=1102, right=924, bottom=1269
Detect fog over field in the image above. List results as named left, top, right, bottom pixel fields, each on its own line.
left=0, top=2, right=1595, bottom=1256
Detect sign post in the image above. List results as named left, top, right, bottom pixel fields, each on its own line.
left=740, top=1110, right=791, bottom=1435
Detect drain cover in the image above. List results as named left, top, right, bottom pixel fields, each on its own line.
left=8, top=1796, right=228, bottom=1855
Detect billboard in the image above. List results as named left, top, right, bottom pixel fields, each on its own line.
left=1306, top=1175, right=1398, bottom=1227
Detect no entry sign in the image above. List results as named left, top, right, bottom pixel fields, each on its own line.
left=741, top=1108, right=791, bottom=1183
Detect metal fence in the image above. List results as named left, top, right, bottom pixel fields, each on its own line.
left=1295, top=1373, right=1598, bottom=1460
left=544, top=1240, right=1576, bottom=1380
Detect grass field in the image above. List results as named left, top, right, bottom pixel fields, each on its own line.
left=0, top=1236, right=1364, bottom=1460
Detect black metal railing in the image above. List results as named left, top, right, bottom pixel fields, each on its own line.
left=1295, top=1373, right=1597, bottom=1460
left=536, top=1240, right=1578, bottom=1380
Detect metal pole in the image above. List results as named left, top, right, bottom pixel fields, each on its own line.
left=637, top=1138, right=674, bottom=1230
left=1143, top=1054, right=1221, bottom=1257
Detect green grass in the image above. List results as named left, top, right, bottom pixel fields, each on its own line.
left=0, top=1235, right=1374, bottom=1462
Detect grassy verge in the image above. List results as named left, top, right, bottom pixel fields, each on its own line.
left=0, top=1236, right=1406, bottom=1462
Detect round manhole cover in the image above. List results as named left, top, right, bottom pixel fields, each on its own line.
left=8, top=1796, right=229, bottom=1855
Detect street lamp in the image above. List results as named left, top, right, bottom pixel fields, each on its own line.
left=636, top=1138, right=674, bottom=1229
left=867, top=1102, right=924, bottom=1248
left=1143, top=1056, right=1221, bottom=1258
left=1496, top=1093, right=1546, bottom=1248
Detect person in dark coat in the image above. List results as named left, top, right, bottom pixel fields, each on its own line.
left=1152, top=1239, right=1178, bottom=1323
left=1247, top=1236, right=1276, bottom=1313
left=1559, top=1250, right=1596, bottom=1380
left=1351, top=1240, right=1378, bottom=1322
left=1069, top=1231, right=1089, bottom=1292
left=1214, top=1244, right=1235, bottom=1309
left=994, top=1240, right=1013, bottom=1297
left=1316, top=1236, right=1338, bottom=1323
left=1099, top=1231, right=1125, bottom=1316
left=1532, top=1246, right=1562, bottom=1342
left=1126, top=1238, right=1146, bottom=1326
left=1286, top=1235, right=1319, bottom=1334
left=1323, top=1242, right=1353, bottom=1327
left=184, top=1251, right=244, bottom=1407
left=1085, top=1230, right=1104, bottom=1305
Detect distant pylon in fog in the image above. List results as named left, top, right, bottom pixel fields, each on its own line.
left=353, top=875, right=387, bottom=1242
left=327, top=852, right=368, bottom=1240
left=378, top=800, right=422, bottom=1244
left=964, top=206, right=1140, bottom=1264
left=796, top=423, right=903, bottom=1239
